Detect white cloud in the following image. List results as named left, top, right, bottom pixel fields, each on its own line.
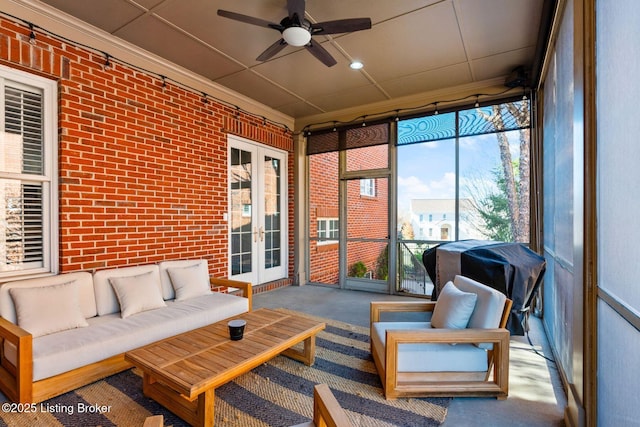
left=429, top=172, right=456, bottom=193
left=397, top=172, right=457, bottom=213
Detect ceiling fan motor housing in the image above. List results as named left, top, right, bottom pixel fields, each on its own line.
left=280, top=17, right=312, bottom=46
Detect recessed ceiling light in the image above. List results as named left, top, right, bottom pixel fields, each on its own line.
left=350, top=61, right=364, bottom=70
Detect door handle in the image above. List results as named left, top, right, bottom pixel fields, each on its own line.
left=259, top=226, right=265, bottom=241
left=253, top=227, right=258, bottom=242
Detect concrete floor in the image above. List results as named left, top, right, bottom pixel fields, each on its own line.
left=254, top=284, right=566, bottom=427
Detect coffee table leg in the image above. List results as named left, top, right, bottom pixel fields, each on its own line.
left=142, top=373, right=215, bottom=427
left=282, top=335, right=317, bottom=366
left=196, top=388, right=214, bottom=426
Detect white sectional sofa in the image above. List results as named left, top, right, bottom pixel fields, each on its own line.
left=0, top=260, right=252, bottom=403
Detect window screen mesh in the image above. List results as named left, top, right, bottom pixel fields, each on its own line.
left=307, top=122, right=389, bottom=155
left=307, top=101, right=529, bottom=152
left=398, top=100, right=530, bottom=145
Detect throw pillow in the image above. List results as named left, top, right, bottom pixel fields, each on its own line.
left=167, top=263, right=212, bottom=301
left=431, top=281, right=478, bottom=329
left=109, top=271, right=166, bottom=318
left=9, top=281, right=89, bottom=337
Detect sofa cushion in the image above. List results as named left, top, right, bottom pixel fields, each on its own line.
left=0, top=272, right=96, bottom=323
left=9, top=282, right=89, bottom=337
left=93, top=265, right=161, bottom=316
left=371, top=322, right=488, bottom=372
left=158, top=259, right=209, bottom=300
left=167, top=263, right=212, bottom=301
left=31, top=291, right=249, bottom=381
left=431, top=281, right=477, bottom=329
left=109, top=271, right=166, bottom=318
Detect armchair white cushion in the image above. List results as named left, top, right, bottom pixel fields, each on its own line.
left=371, top=322, right=488, bottom=372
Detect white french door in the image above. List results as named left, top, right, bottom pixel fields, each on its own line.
left=228, top=135, right=287, bottom=285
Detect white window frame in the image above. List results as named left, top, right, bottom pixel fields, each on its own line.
left=360, top=178, right=375, bottom=197
left=0, top=65, right=58, bottom=279
left=317, top=217, right=339, bottom=245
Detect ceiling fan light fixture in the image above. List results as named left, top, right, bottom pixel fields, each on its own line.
left=282, top=26, right=311, bottom=46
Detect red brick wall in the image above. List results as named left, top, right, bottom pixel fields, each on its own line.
left=309, top=151, right=339, bottom=284
left=0, top=18, right=294, bottom=288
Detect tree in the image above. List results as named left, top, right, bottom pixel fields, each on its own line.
left=470, top=167, right=514, bottom=241
left=398, top=220, right=415, bottom=240
left=476, top=101, right=530, bottom=243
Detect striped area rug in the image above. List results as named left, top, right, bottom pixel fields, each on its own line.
left=0, top=311, right=449, bottom=426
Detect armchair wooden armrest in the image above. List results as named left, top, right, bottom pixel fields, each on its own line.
left=385, top=327, right=510, bottom=346
left=379, top=327, right=510, bottom=399
left=0, top=317, right=33, bottom=403
left=209, top=277, right=253, bottom=311
left=312, top=383, right=353, bottom=427
left=370, top=300, right=436, bottom=323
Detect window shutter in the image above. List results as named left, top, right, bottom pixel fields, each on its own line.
left=4, top=87, right=44, bottom=174
left=2, top=85, right=45, bottom=269
left=21, top=184, right=44, bottom=264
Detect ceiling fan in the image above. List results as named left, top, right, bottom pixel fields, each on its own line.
left=217, top=0, right=372, bottom=67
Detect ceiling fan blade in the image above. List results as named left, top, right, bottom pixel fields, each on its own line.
left=287, top=0, right=306, bottom=25
left=305, top=40, right=337, bottom=67
left=217, top=10, right=284, bottom=31
left=256, top=39, right=288, bottom=61
left=311, top=18, right=372, bottom=35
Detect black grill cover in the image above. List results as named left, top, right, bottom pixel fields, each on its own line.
left=423, top=241, right=546, bottom=335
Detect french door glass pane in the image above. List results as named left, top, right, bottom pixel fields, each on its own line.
left=230, top=148, right=252, bottom=275
left=263, top=156, right=281, bottom=269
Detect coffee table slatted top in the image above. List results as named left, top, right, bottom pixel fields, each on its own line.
left=125, top=308, right=325, bottom=400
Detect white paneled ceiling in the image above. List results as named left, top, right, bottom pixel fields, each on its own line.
left=36, top=0, right=544, bottom=123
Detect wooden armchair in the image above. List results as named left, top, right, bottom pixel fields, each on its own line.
left=291, top=384, right=352, bottom=427
left=370, top=275, right=512, bottom=400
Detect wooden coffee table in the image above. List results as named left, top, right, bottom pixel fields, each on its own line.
left=124, top=308, right=325, bottom=426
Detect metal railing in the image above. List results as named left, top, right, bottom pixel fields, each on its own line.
left=396, top=240, right=440, bottom=296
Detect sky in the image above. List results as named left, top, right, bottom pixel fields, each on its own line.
left=396, top=130, right=522, bottom=217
